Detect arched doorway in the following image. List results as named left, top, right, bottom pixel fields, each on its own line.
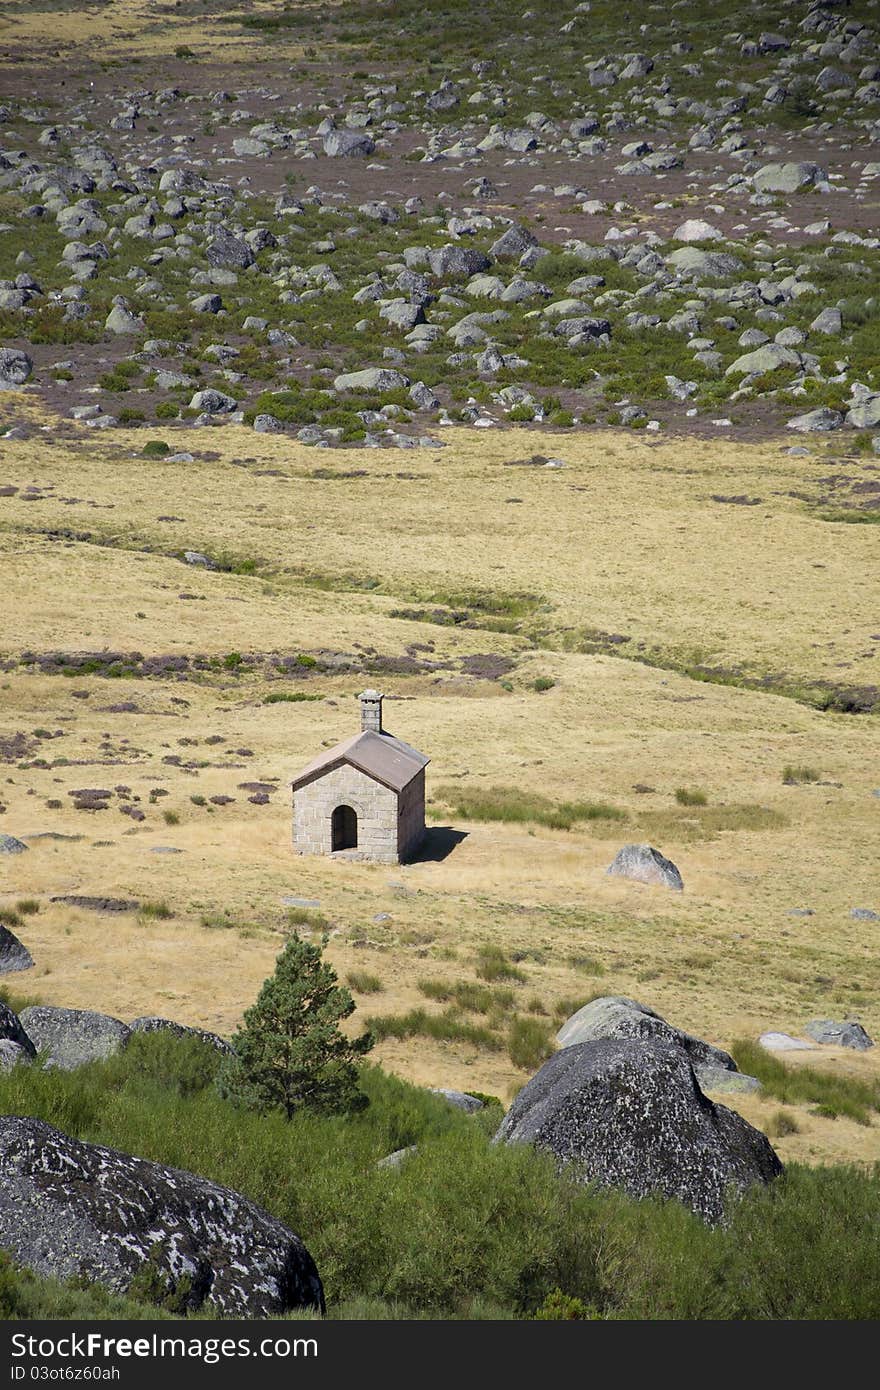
left=331, top=804, right=358, bottom=851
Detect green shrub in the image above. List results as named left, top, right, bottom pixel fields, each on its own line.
left=15, top=899, right=40, bottom=916
left=264, top=691, right=322, bottom=703
left=552, top=995, right=597, bottom=1023
left=137, top=900, right=174, bottom=923
left=782, top=765, right=820, bottom=784
left=567, top=955, right=605, bottom=977
left=533, top=676, right=555, bottom=692
left=534, top=1287, right=598, bottom=1319
left=766, top=1109, right=801, bottom=1139
left=418, top=979, right=516, bottom=1015
left=436, top=783, right=625, bottom=832
left=286, top=906, right=329, bottom=930
left=154, top=401, right=180, bottom=420
left=730, top=1040, right=880, bottom=1125
left=2, top=1041, right=880, bottom=1318
left=476, top=945, right=526, bottom=984
left=675, top=787, right=708, bottom=806
left=508, top=1016, right=554, bottom=1071
left=162, top=810, right=179, bottom=826
left=347, top=971, right=383, bottom=994
left=141, top=439, right=170, bottom=458
left=200, top=911, right=236, bottom=930
left=103, top=1031, right=224, bottom=1099
left=365, top=1008, right=502, bottom=1051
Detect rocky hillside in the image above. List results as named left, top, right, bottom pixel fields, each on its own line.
left=0, top=0, right=878, bottom=447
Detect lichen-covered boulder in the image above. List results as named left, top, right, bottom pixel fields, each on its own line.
left=18, top=1006, right=130, bottom=1069
left=0, top=924, right=33, bottom=974
left=129, top=1016, right=235, bottom=1056
left=555, top=996, right=740, bottom=1090
left=323, top=128, right=375, bottom=157
left=333, top=366, right=409, bottom=393
left=0, top=1003, right=35, bottom=1070
left=0, top=1001, right=35, bottom=1054
left=0, top=1117, right=324, bottom=1317
left=606, top=843, right=683, bottom=891
left=804, top=1019, right=874, bottom=1051
left=495, top=1038, right=782, bottom=1224
left=0, top=1040, right=33, bottom=1070
left=0, top=349, right=33, bottom=389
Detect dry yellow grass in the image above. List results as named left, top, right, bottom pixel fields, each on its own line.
left=0, top=0, right=298, bottom=68
left=1, top=412, right=878, bottom=1161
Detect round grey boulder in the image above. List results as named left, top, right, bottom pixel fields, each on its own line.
left=428, top=244, right=492, bottom=279
left=129, top=1016, right=235, bottom=1056
left=803, top=1019, right=874, bottom=1051
left=786, top=408, right=843, bottom=433
left=495, top=1038, right=782, bottom=1225
left=333, top=367, right=409, bottom=393
left=0, top=1116, right=324, bottom=1317
left=253, top=413, right=284, bottom=433
left=323, top=128, right=375, bottom=158
left=667, top=247, right=743, bottom=279
left=104, top=304, right=145, bottom=335
left=555, top=996, right=738, bottom=1089
left=18, top=1006, right=130, bottom=1070
left=188, top=388, right=237, bottom=414
left=206, top=231, right=255, bottom=270
left=0, top=925, right=34, bottom=975
left=753, top=161, right=826, bottom=194
left=606, top=844, right=683, bottom=891
left=428, top=1088, right=484, bottom=1113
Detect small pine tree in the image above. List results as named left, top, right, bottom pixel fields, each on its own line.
left=219, top=933, right=374, bottom=1119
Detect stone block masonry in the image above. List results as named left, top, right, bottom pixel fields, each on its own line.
left=293, top=764, right=402, bottom=863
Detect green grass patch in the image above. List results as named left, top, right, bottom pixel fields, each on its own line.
left=508, top=1016, right=554, bottom=1071
left=264, top=691, right=322, bottom=704
left=364, top=1007, right=502, bottom=1051
left=475, top=946, right=526, bottom=985
left=435, top=784, right=626, bottom=832
left=639, top=803, right=788, bottom=844
left=286, top=907, right=330, bottom=931
left=730, top=1040, right=880, bottom=1126
left=675, top=787, right=708, bottom=807
left=418, top=979, right=517, bottom=1015
left=137, top=900, right=174, bottom=923
left=782, top=766, right=821, bottom=784
left=347, top=971, right=384, bottom=995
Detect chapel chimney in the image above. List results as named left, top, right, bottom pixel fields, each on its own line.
left=359, top=689, right=383, bottom=734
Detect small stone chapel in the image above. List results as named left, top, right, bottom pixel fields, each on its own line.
left=290, top=691, right=429, bottom=864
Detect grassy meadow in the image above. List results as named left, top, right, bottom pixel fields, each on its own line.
left=1, top=402, right=878, bottom=1169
